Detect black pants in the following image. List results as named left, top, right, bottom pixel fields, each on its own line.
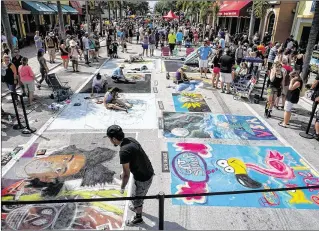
left=39, top=69, right=48, bottom=84
left=136, top=36, right=139, bottom=43
left=169, top=43, right=175, bottom=55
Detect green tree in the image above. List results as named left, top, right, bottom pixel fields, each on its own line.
left=154, top=0, right=177, bottom=15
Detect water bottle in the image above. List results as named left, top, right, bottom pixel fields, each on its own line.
left=8, top=115, right=12, bottom=123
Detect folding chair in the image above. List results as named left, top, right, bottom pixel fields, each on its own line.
left=47, top=73, right=73, bottom=102
left=186, top=47, right=195, bottom=57
left=161, top=46, right=170, bottom=58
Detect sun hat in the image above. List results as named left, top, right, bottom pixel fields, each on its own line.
left=181, top=65, right=188, bottom=70
left=119, top=63, right=125, bottom=68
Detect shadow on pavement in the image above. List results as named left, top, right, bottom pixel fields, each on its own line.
left=138, top=212, right=187, bottom=230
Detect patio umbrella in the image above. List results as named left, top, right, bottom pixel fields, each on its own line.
left=163, top=10, right=178, bottom=20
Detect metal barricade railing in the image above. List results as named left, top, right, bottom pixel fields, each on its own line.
left=2, top=185, right=319, bottom=230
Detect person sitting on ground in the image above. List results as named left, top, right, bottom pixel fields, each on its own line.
left=111, top=64, right=130, bottom=83
left=174, top=65, right=190, bottom=84
left=103, top=87, right=132, bottom=112
left=91, top=73, right=107, bottom=96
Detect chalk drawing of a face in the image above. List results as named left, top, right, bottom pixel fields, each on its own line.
left=171, top=128, right=190, bottom=137
left=25, top=155, right=86, bottom=182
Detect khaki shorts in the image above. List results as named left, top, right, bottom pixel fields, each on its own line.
left=22, top=81, right=35, bottom=92
left=220, top=72, right=233, bottom=83
left=48, top=48, right=55, bottom=57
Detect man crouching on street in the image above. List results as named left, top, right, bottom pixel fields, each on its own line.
left=106, top=125, right=154, bottom=226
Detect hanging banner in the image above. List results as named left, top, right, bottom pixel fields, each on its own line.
left=310, top=50, right=319, bottom=74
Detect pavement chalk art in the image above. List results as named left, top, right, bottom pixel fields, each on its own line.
left=172, top=93, right=211, bottom=112
left=1, top=143, right=126, bottom=230
left=163, top=112, right=277, bottom=140
left=168, top=142, right=319, bottom=209
left=48, top=93, right=157, bottom=130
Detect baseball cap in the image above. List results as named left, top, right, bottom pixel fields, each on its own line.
left=106, top=125, right=123, bottom=138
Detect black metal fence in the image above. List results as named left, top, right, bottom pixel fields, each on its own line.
left=2, top=185, right=319, bottom=230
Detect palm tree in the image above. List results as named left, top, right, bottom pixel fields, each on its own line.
left=302, top=1, right=319, bottom=82
left=211, top=1, right=220, bottom=30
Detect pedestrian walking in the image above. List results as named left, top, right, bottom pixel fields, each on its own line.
left=11, top=49, right=27, bottom=96
left=18, top=57, right=38, bottom=105
left=69, top=40, right=81, bottom=72
left=60, top=40, right=70, bottom=70
left=82, top=32, right=90, bottom=66
left=106, top=125, right=154, bottom=226
left=219, top=49, right=235, bottom=94
left=34, top=31, right=43, bottom=52
left=1, top=54, right=18, bottom=99
left=167, top=30, right=176, bottom=56
left=197, top=40, right=212, bottom=78
left=37, top=49, right=49, bottom=89
left=45, top=32, right=56, bottom=63
left=142, top=33, right=149, bottom=57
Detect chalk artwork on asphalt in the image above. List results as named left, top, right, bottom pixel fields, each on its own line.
left=168, top=142, right=319, bottom=209
left=1, top=144, right=126, bottom=230
left=172, top=93, right=211, bottom=112
left=163, top=112, right=277, bottom=140
left=48, top=93, right=157, bottom=130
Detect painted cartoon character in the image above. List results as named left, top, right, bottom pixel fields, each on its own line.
left=216, top=158, right=262, bottom=189
left=286, top=184, right=313, bottom=204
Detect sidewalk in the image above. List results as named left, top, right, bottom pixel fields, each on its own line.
left=1, top=39, right=142, bottom=148
left=1, top=44, right=62, bottom=97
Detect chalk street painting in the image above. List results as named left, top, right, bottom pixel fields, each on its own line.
left=168, top=142, right=319, bottom=209
left=1, top=143, right=126, bottom=230
left=172, top=93, right=211, bottom=112
left=163, top=112, right=277, bottom=140
left=48, top=93, right=157, bottom=130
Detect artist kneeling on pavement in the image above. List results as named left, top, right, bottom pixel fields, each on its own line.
left=107, top=125, right=154, bottom=226
left=111, top=64, right=129, bottom=83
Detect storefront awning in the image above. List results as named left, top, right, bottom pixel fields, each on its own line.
left=218, top=0, right=252, bottom=17
left=21, top=1, right=55, bottom=15
left=70, top=1, right=83, bottom=15
left=4, top=1, right=30, bottom=14
left=62, top=5, right=78, bottom=15
left=46, top=3, right=68, bottom=14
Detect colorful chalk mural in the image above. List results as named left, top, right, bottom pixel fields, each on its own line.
left=172, top=93, right=211, bottom=112
left=168, top=142, right=319, bottom=209
left=1, top=144, right=126, bottom=230
left=163, top=112, right=277, bottom=140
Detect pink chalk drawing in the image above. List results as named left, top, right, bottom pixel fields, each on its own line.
left=175, top=143, right=211, bottom=158
left=176, top=182, right=208, bottom=204
left=246, top=150, right=295, bottom=179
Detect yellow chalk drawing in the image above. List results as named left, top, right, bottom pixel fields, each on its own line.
left=292, top=159, right=319, bottom=177
left=288, top=189, right=313, bottom=204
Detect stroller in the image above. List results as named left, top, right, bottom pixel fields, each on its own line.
left=232, top=74, right=257, bottom=101
left=108, top=42, right=119, bottom=59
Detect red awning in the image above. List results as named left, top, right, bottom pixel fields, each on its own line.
left=70, top=1, right=82, bottom=15
left=163, top=10, right=178, bottom=19
left=218, top=0, right=251, bottom=17
left=4, top=1, right=30, bottom=14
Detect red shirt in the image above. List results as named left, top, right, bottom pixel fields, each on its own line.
left=282, top=65, right=293, bottom=72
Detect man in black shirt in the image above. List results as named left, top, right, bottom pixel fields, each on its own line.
left=219, top=49, right=234, bottom=94
left=106, top=125, right=154, bottom=226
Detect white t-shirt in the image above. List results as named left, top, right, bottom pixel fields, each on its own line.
left=92, top=76, right=103, bottom=87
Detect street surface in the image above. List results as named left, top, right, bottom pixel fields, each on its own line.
left=1, top=40, right=319, bottom=230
